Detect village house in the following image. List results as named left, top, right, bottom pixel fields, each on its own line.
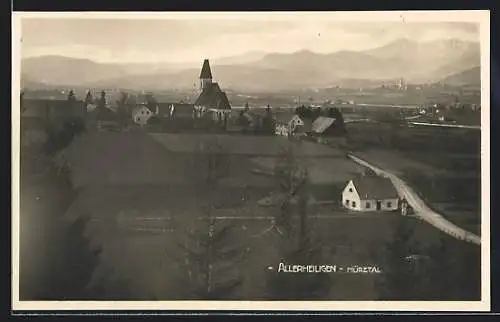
left=132, top=104, right=153, bottom=126
left=193, top=59, right=232, bottom=128
left=342, top=175, right=400, bottom=212
left=274, top=114, right=312, bottom=137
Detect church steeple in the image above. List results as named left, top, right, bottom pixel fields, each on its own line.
left=199, top=59, right=213, bottom=91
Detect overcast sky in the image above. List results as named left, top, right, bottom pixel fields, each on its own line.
left=20, top=18, right=479, bottom=64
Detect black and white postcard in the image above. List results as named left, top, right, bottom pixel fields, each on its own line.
left=11, top=10, right=491, bottom=312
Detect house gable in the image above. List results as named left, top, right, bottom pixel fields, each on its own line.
left=289, top=115, right=304, bottom=127
left=342, top=180, right=361, bottom=210
left=342, top=180, right=361, bottom=200
left=132, top=105, right=153, bottom=116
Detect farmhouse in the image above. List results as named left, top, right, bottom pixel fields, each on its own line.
left=274, top=114, right=312, bottom=137
left=193, top=59, right=232, bottom=128
left=342, top=175, right=400, bottom=212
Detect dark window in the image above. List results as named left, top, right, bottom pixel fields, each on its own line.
left=366, top=202, right=371, bottom=208
left=387, top=201, right=392, bottom=208
left=345, top=199, right=349, bottom=205
left=349, top=188, right=353, bottom=192
left=352, top=201, right=356, bottom=207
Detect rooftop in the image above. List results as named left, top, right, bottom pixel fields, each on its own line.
left=194, top=83, right=231, bottom=110
left=351, top=175, right=399, bottom=200
left=199, top=59, right=213, bottom=79
left=312, top=116, right=336, bottom=134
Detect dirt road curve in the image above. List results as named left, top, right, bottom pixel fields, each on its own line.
left=348, top=154, right=481, bottom=245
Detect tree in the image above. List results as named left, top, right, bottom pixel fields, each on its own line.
left=236, top=110, right=250, bottom=129
left=261, top=105, right=275, bottom=135
left=145, top=92, right=158, bottom=113
left=312, top=107, right=321, bottom=121
left=273, top=143, right=306, bottom=235
left=376, top=217, right=429, bottom=300
left=44, top=118, right=85, bottom=155
left=56, top=215, right=101, bottom=300
left=84, top=90, right=93, bottom=106
left=173, top=215, right=246, bottom=300
left=97, top=90, right=106, bottom=109
left=295, top=105, right=308, bottom=118
left=423, top=235, right=481, bottom=300
left=116, top=91, right=130, bottom=127
left=171, top=138, right=246, bottom=300
left=117, top=91, right=128, bottom=107
left=67, top=90, right=76, bottom=102
left=266, top=142, right=331, bottom=299
left=328, top=107, right=347, bottom=136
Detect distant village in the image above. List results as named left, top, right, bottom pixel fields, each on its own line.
left=20, top=58, right=480, bottom=151
left=20, top=59, right=355, bottom=144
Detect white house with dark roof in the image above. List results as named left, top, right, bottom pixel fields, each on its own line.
left=274, top=114, right=312, bottom=137
left=342, top=175, right=400, bottom=212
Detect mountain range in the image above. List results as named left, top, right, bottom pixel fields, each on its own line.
left=21, top=38, right=480, bottom=92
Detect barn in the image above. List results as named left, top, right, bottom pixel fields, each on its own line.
left=342, top=175, right=400, bottom=212
left=311, top=116, right=337, bottom=137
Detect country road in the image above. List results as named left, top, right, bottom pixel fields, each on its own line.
left=348, top=154, right=481, bottom=245
left=408, top=121, right=481, bottom=130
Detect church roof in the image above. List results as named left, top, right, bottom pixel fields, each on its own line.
left=213, top=91, right=231, bottom=110
left=199, top=59, right=212, bottom=79
left=194, top=83, right=231, bottom=110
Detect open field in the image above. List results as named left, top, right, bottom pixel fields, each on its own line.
left=250, top=156, right=364, bottom=185
left=347, top=121, right=480, bottom=154
left=432, top=202, right=480, bottom=236
left=149, top=133, right=344, bottom=157
left=353, top=149, right=438, bottom=177
left=19, top=124, right=481, bottom=300
left=68, top=202, right=480, bottom=300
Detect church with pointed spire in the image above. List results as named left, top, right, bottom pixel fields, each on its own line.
left=193, top=59, right=232, bottom=129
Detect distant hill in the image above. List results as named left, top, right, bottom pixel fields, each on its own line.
left=440, top=67, right=481, bottom=86
left=21, top=55, right=130, bottom=87
left=20, top=38, right=480, bottom=91
left=212, top=51, right=268, bottom=66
